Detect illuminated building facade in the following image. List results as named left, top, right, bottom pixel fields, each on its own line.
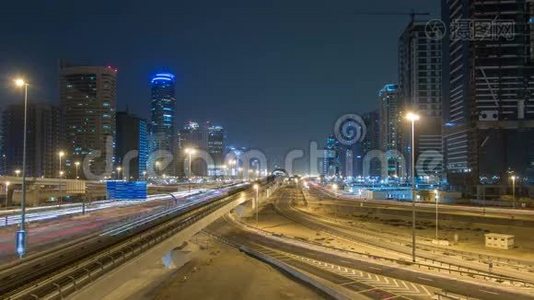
left=60, top=62, right=117, bottom=178
left=442, top=0, right=534, bottom=189
left=116, top=111, right=148, bottom=180
left=149, top=73, right=176, bottom=175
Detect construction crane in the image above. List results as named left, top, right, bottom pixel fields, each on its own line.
left=354, top=9, right=430, bottom=23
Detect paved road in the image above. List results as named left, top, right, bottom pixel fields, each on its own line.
left=0, top=189, right=216, bottom=263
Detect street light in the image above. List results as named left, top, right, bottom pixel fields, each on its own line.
left=74, top=161, right=80, bottom=180
left=58, top=151, right=65, bottom=208
left=434, top=189, right=439, bottom=241
left=155, top=161, right=161, bottom=177
left=4, top=181, right=10, bottom=208
left=253, top=184, right=259, bottom=225
left=116, top=166, right=122, bottom=180
left=511, top=175, right=517, bottom=209
left=332, top=183, right=338, bottom=199
left=405, top=111, right=420, bottom=263
left=14, top=78, right=29, bottom=258
left=58, top=151, right=65, bottom=178
left=4, top=181, right=9, bottom=225
left=14, top=169, right=21, bottom=177
left=184, top=148, right=197, bottom=179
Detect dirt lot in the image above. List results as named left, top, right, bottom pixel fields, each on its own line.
left=146, top=234, right=321, bottom=300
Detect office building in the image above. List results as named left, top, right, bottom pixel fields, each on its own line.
left=1, top=103, right=62, bottom=178
left=399, top=20, right=443, bottom=181
left=359, top=109, right=381, bottom=177
left=378, top=84, right=403, bottom=177
left=60, top=62, right=117, bottom=178
left=149, top=73, right=176, bottom=175
left=323, top=135, right=342, bottom=177
left=177, top=121, right=208, bottom=176
left=442, top=0, right=534, bottom=190
left=116, top=111, right=149, bottom=180
left=207, top=124, right=225, bottom=176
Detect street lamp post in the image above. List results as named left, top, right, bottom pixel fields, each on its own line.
left=14, top=78, right=29, bottom=258
left=58, top=151, right=65, bottom=208
left=155, top=161, right=161, bottom=178
left=511, top=175, right=516, bottom=209
left=4, top=182, right=10, bottom=208
left=14, top=169, right=21, bottom=177
left=74, top=161, right=80, bottom=180
left=185, top=148, right=196, bottom=192
left=332, top=183, right=338, bottom=199
left=406, top=111, right=420, bottom=263
left=253, top=184, right=259, bottom=226
left=116, top=166, right=122, bottom=180
left=4, top=182, right=9, bottom=225
left=434, top=189, right=439, bottom=240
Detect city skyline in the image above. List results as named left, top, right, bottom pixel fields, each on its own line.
left=0, top=0, right=439, bottom=172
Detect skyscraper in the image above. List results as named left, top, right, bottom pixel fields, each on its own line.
left=378, top=84, right=403, bottom=177
left=177, top=121, right=207, bottom=176
left=399, top=20, right=443, bottom=180
left=442, top=0, right=534, bottom=190
left=360, top=109, right=381, bottom=177
left=1, top=103, right=62, bottom=178
left=149, top=73, right=176, bottom=175
left=207, top=124, right=225, bottom=176
left=176, top=121, right=225, bottom=177
left=60, top=62, right=117, bottom=178
left=116, top=111, right=149, bottom=180
left=323, top=135, right=341, bottom=177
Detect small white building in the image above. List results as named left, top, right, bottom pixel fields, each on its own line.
left=485, top=233, right=514, bottom=250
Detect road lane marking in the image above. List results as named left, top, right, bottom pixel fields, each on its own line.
left=480, top=290, right=499, bottom=295
left=417, top=276, right=433, bottom=282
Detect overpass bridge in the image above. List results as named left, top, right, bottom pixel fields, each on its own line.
left=0, top=176, right=86, bottom=206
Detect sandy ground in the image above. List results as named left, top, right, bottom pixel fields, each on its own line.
left=240, top=202, right=403, bottom=259
left=146, top=234, right=321, bottom=300
left=300, top=189, right=534, bottom=262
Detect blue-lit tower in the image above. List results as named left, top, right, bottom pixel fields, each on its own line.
left=150, top=73, right=176, bottom=174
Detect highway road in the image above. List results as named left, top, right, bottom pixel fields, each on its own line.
left=280, top=186, right=534, bottom=282
left=0, top=190, right=205, bottom=227
left=0, top=182, right=255, bottom=299
left=206, top=212, right=534, bottom=300
left=308, top=182, right=534, bottom=222
left=0, top=190, right=212, bottom=263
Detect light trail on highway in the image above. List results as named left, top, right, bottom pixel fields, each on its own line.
left=0, top=182, right=255, bottom=299
left=0, top=189, right=208, bottom=227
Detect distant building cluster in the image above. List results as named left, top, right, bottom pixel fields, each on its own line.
left=323, top=2, right=534, bottom=195
left=0, top=64, right=233, bottom=180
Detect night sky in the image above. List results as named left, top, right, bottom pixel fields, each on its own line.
left=0, top=0, right=438, bottom=173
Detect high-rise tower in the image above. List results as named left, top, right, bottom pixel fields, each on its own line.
left=149, top=73, right=176, bottom=175
left=60, top=63, right=117, bottom=178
